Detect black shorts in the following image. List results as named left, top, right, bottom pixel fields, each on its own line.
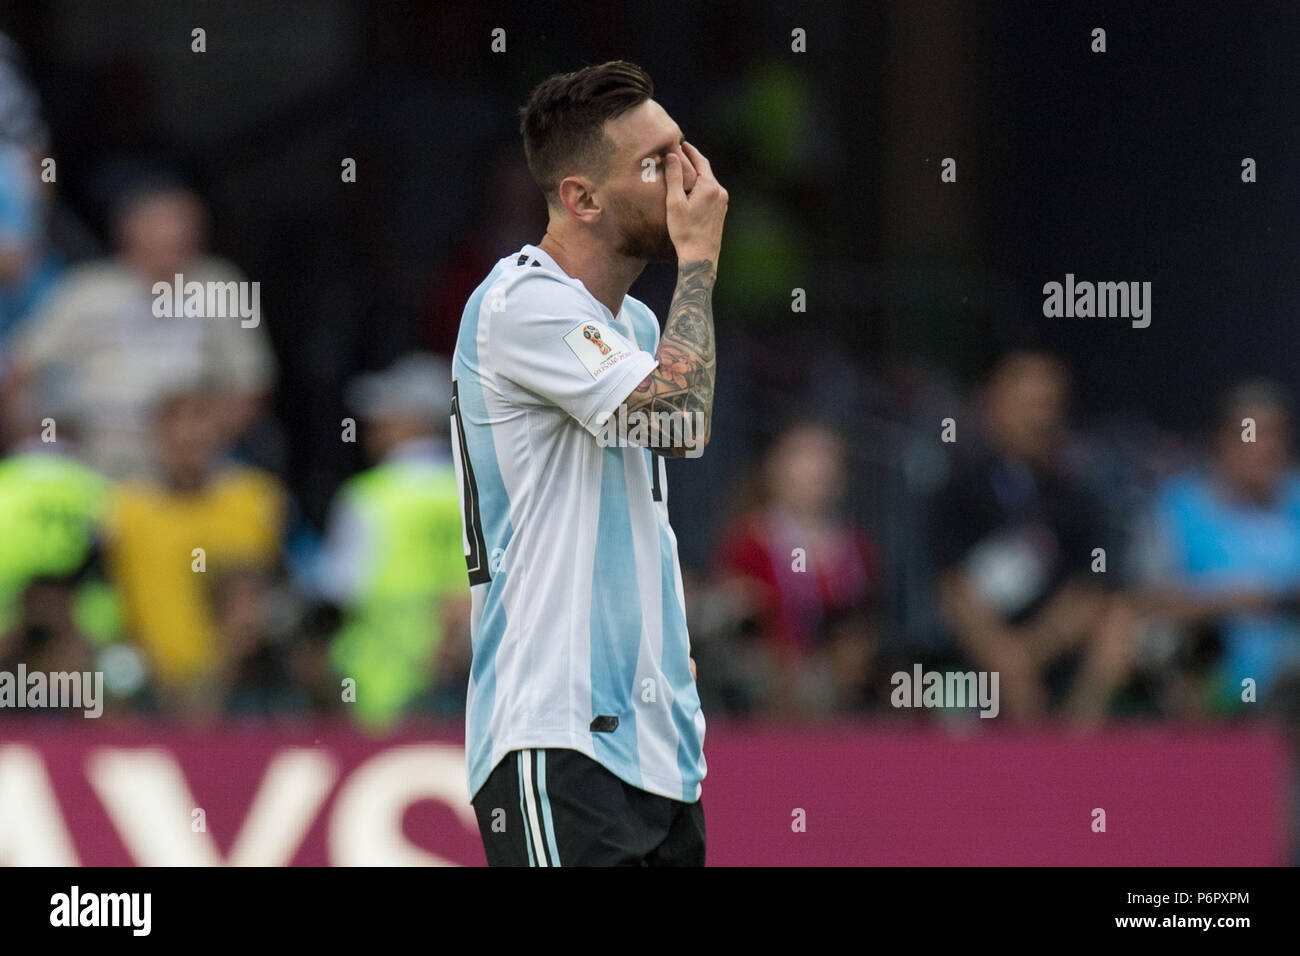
left=471, top=748, right=706, bottom=867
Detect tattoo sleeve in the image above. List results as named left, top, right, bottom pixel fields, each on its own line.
left=622, top=259, right=717, bottom=457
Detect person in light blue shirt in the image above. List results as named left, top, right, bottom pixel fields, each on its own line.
left=1137, top=380, right=1300, bottom=713
left=0, top=35, right=61, bottom=349
left=455, top=61, right=725, bottom=866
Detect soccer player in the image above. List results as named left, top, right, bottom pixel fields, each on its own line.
left=451, top=60, right=727, bottom=866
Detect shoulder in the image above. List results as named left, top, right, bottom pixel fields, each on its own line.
left=2, top=453, right=110, bottom=505
left=41, top=261, right=133, bottom=303
left=480, top=267, right=609, bottom=363
left=213, top=464, right=288, bottom=507
left=1156, top=469, right=1210, bottom=507
left=60, top=260, right=125, bottom=285
left=191, top=256, right=247, bottom=281
left=474, top=262, right=601, bottom=344
left=111, top=477, right=166, bottom=514
left=1150, top=470, right=1216, bottom=529
left=512, top=265, right=578, bottom=303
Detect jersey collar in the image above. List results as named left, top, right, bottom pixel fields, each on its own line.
left=520, top=243, right=626, bottom=324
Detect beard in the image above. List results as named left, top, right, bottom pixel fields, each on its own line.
left=611, top=197, right=677, bottom=262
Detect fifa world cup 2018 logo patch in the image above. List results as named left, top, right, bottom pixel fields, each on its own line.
left=583, top=324, right=612, bottom=355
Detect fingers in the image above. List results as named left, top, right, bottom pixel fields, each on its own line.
left=660, top=153, right=691, bottom=209
left=681, top=141, right=714, bottom=181
left=664, top=151, right=685, bottom=200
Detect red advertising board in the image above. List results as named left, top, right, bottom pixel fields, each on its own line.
left=0, top=721, right=1289, bottom=865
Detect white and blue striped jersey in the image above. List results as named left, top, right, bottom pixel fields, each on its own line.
left=451, top=243, right=706, bottom=804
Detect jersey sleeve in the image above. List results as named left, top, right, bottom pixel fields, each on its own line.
left=489, top=274, right=658, bottom=436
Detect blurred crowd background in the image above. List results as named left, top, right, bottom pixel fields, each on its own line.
left=0, top=0, right=1298, bottom=741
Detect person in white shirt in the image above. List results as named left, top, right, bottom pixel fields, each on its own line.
left=6, top=183, right=274, bottom=479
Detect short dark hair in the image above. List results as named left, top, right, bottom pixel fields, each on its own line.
left=1217, top=377, right=1293, bottom=430
left=519, top=60, right=654, bottom=207
left=984, top=349, right=1070, bottom=391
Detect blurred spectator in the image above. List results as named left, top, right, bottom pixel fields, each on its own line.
left=712, top=419, right=886, bottom=717
left=0, top=579, right=95, bottom=720
left=106, top=381, right=289, bottom=716
left=0, top=369, right=109, bottom=636
left=0, top=367, right=147, bottom=714
left=0, top=33, right=61, bottom=350
left=4, top=181, right=275, bottom=478
left=315, top=353, right=470, bottom=728
left=932, top=351, right=1136, bottom=723
left=1132, top=379, right=1300, bottom=717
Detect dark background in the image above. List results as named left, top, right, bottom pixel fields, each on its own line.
left=2, top=0, right=1296, bottom=576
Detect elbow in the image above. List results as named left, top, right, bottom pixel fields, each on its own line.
left=651, top=426, right=709, bottom=458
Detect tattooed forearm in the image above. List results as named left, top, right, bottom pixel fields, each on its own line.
left=624, top=260, right=717, bottom=457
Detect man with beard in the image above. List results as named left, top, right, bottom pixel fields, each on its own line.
left=451, top=61, right=727, bottom=865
